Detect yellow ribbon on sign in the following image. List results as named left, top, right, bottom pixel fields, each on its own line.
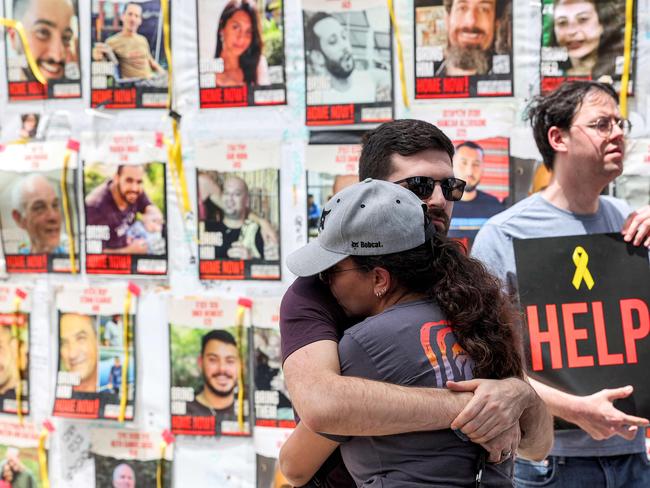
left=37, top=427, right=50, bottom=488
left=387, top=0, right=410, bottom=109
left=12, top=295, right=23, bottom=423
left=235, top=304, right=246, bottom=432
left=0, top=18, right=47, bottom=84
left=60, top=149, right=77, bottom=274
left=572, top=246, right=594, bottom=290
left=619, top=0, right=634, bottom=117
left=118, top=289, right=133, bottom=422
left=156, top=441, right=167, bottom=488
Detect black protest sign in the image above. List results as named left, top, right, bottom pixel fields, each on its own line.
left=514, top=233, right=650, bottom=419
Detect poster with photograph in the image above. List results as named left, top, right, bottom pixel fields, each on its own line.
left=53, top=284, right=136, bottom=421
left=196, top=140, right=280, bottom=281
left=305, top=142, right=360, bottom=240
left=3, top=0, right=82, bottom=101
left=0, top=420, right=45, bottom=487
left=0, top=141, right=80, bottom=274
left=414, top=0, right=513, bottom=98
left=197, top=0, right=286, bottom=108
left=302, top=0, right=393, bottom=126
left=82, top=132, right=168, bottom=276
left=90, top=0, right=169, bottom=109
left=255, top=424, right=292, bottom=488
left=252, top=297, right=293, bottom=429
left=0, top=286, right=30, bottom=417
left=92, top=429, right=172, bottom=488
left=540, top=0, right=632, bottom=94
left=448, top=137, right=509, bottom=249
left=169, top=296, right=251, bottom=436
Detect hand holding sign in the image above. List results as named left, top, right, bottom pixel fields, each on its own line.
left=622, top=205, right=650, bottom=247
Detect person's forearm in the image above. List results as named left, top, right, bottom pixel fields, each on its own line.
left=279, top=422, right=338, bottom=487
left=517, top=384, right=554, bottom=460
left=529, top=377, right=579, bottom=422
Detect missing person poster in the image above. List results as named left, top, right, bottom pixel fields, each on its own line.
left=0, top=420, right=45, bottom=487
left=540, top=0, right=632, bottom=94
left=514, top=233, right=650, bottom=423
left=414, top=0, right=513, bottom=98
left=196, top=140, right=280, bottom=281
left=0, top=141, right=80, bottom=274
left=0, top=286, right=30, bottom=416
left=449, top=137, right=509, bottom=249
left=53, top=284, right=136, bottom=421
left=90, top=0, right=169, bottom=108
left=169, top=296, right=251, bottom=436
left=253, top=297, right=293, bottom=429
left=197, top=0, right=287, bottom=108
left=92, top=429, right=172, bottom=488
left=3, top=0, right=82, bottom=101
left=305, top=142, right=360, bottom=240
left=302, top=0, right=393, bottom=126
left=82, top=132, right=168, bottom=276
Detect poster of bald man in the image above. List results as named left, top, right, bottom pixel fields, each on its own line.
left=53, top=284, right=136, bottom=421
left=3, top=0, right=81, bottom=100
left=540, top=0, right=632, bottom=94
left=414, top=0, right=513, bottom=98
left=82, top=132, right=168, bottom=276
left=302, top=0, right=393, bottom=126
left=90, top=0, right=169, bottom=109
left=0, top=286, right=30, bottom=417
left=169, top=296, right=251, bottom=436
left=0, top=141, right=80, bottom=274
left=0, top=420, right=44, bottom=487
left=196, top=140, right=281, bottom=281
left=92, top=429, right=172, bottom=488
left=197, top=0, right=287, bottom=108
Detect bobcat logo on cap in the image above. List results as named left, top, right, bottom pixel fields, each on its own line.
left=319, top=209, right=331, bottom=231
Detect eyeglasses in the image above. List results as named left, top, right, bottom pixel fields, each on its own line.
left=392, top=176, right=466, bottom=202
left=578, top=117, right=632, bottom=138
left=318, top=266, right=368, bottom=284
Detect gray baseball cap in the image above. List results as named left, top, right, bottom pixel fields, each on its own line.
left=287, top=178, right=432, bottom=277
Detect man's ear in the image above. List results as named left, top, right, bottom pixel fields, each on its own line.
left=308, top=49, right=325, bottom=71
left=548, top=126, right=569, bottom=154
left=8, top=28, right=22, bottom=54
left=12, top=209, right=25, bottom=230
left=373, top=267, right=391, bottom=296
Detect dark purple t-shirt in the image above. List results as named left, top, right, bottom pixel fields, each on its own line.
left=85, top=181, right=151, bottom=249
left=280, top=276, right=355, bottom=488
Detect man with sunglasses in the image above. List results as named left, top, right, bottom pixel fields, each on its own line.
left=280, top=119, right=544, bottom=487
left=472, top=81, right=650, bottom=486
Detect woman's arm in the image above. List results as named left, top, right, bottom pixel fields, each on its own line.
left=279, top=422, right=339, bottom=487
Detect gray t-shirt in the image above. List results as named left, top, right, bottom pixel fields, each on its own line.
left=472, top=192, right=646, bottom=457
left=338, top=299, right=513, bottom=487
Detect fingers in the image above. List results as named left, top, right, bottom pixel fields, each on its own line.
left=604, top=385, right=634, bottom=401
left=622, top=207, right=650, bottom=246
left=614, top=425, right=639, bottom=441
left=446, top=379, right=481, bottom=392
left=450, top=394, right=486, bottom=431
left=618, top=414, right=649, bottom=427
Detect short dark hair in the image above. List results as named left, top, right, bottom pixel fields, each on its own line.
left=443, top=0, right=507, bottom=18
left=455, top=140, right=484, bottom=157
left=525, top=81, right=618, bottom=170
left=304, top=12, right=335, bottom=53
left=201, top=329, right=237, bottom=355
left=359, top=119, right=455, bottom=181
left=122, top=2, right=143, bottom=15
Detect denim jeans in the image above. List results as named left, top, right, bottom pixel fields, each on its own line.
left=514, top=454, right=650, bottom=487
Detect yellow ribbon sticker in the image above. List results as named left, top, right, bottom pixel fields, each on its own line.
left=572, top=246, right=595, bottom=290
left=0, top=18, right=47, bottom=84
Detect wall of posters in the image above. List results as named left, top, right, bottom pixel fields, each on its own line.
left=169, top=296, right=251, bottom=436
left=414, top=0, right=513, bottom=98
left=302, top=0, right=393, bottom=125
left=0, top=420, right=44, bottom=487
left=53, top=284, right=136, bottom=421
left=90, top=0, right=169, bottom=108
left=3, top=0, right=82, bottom=101
left=197, top=0, right=286, bottom=108
left=0, top=141, right=80, bottom=274
left=82, top=132, right=168, bottom=276
left=196, top=140, right=281, bottom=281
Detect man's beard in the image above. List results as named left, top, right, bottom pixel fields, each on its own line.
left=446, top=45, right=491, bottom=74
left=118, top=184, right=139, bottom=205
left=463, top=181, right=478, bottom=193
left=428, top=207, right=450, bottom=235
left=326, top=54, right=354, bottom=80
left=205, top=374, right=235, bottom=397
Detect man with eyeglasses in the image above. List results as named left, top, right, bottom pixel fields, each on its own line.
left=280, top=119, right=545, bottom=487
left=472, top=80, right=650, bottom=487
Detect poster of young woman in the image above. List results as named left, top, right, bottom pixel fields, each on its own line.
left=3, top=0, right=82, bottom=101
left=90, top=0, right=169, bottom=109
left=0, top=420, right=45, bottom=487
left=0, top=141, right=80, bottom=274
left=302, top=0, right=393, bottom=126
left=169, top=296, right=251, bottom=436
left=197, top=0, right=286, bottom=108
left=540, top=0, right=632, bottom=94
left=0, top=285, right=30, bottom=416
left=53, top=284, right=136, bottom=421
left=82, top=132, right=167, bottom=276
left=196, top=140, right=281, bottom=281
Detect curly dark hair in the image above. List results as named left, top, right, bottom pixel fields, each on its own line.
left=351, top=235, right=524, bottom=380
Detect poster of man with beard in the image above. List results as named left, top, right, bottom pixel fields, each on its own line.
left=169, top=296, right=251, bottom=437
left=414, top=0, right=513, bottom=98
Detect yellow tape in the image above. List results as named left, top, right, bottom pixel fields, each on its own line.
left=571, top=246, right=594, bottom=290
left=619, top=0, right=634, bottom=117
left=156, top=441, right=167, bottom=488
left=235, top=305, right=246, bottom=431
left=161, top=0, right=173, bottom=109
left=387, top=0, right=410, bottom=109
left=38, top=428, right=50, bottom=488
left=12, top=296, right=23, bottom=423
left=60, top=149, right=77, bottom=274
left=118, top=290, right=133, bottom=422
left=0, top=19, right=46, bottom=84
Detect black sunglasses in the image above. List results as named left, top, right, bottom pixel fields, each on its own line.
left=392, top=176, right=466, bottom=202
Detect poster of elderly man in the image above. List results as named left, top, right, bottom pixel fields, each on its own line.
left=0, top=141, right=79, bottom=274
left=414, top=0, right=513, bottom=98
left=0, top=420, right=43, bottom=488
left=3, top=0, right=82, bottom=100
